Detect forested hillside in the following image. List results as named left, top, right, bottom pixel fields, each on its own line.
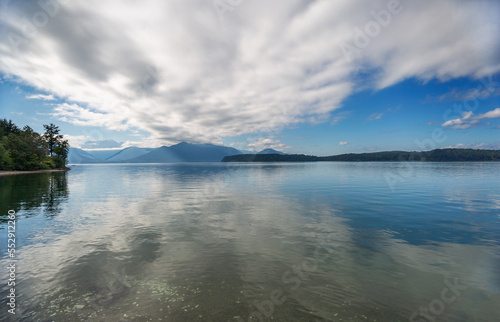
left=222, top=149, right=500, bottom=162
left=0, top=119, right=69, bottom=171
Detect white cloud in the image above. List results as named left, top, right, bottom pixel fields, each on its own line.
left=0, top=0, right=499, bottom=145
left=442, top=107, right=500, bottom=129
left=26, top=94, right=55, bottom=101
left=482, top=108, right=500, bottom=119
left=63, top=134, right=89, bottom=149
left=65, top=136, right=125, bottom=150
left=51, top=103, right=129, bottom=131
left=445, top=142, right=500, bottom=150
left=246, top=137, right=290, bottom=152
left=338, top=141, right=348, bottom=145
left=426, top=86, right=500, bottom=103
left=368, top=112, right=383, bottom=121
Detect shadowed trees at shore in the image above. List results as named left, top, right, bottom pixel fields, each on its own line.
left=0, top=119, right=69, bottom=170
left=222, top=149, right=500, bottom=162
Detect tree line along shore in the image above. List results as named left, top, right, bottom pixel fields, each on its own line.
left=222, top=149, right=500, bottom=162
left=0, top=119, right=69, bottom=172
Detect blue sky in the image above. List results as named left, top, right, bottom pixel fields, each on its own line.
left=1, top=0, right=500, bottom=155
left=224, top=76, right=500, bottom=155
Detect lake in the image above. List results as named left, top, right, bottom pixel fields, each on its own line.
left=1, top=162, right=499, bottom=321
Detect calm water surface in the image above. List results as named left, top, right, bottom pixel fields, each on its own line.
left=1, top=162, right=499, bottom=321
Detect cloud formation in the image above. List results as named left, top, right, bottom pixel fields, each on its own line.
left=64, top=134, right=89, bottom=148
left=426, top=86, right=500, bottom=103
left=26, top=93, right=55, bottom=100
left=368, top=112, right=383, bottom=121
left=246, top=137, right=290, bottom=152
left=442, top=107, right=500, bottom=129
left=446, top=142, right=500, bottom=150
left=50, top=103, right=129, bottom=131
left=1, top=0, right=499, bottom=146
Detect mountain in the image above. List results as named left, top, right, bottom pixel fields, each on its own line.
left=125, top=146, right=183, bottom=163
left=85, top=149, right=123, bottom=160
left=106, top=147, right=153, bottom=162
left=81, top=139, right=122, bottom=149
left=126, top=142, right=242, bottom=163
left=68, top=142, right=247, bottom=164
left=68, top=148, right=103, bottom=164
left=257, top=148, right=285, bottom=154
left=168, top=142, right=242, bottom=162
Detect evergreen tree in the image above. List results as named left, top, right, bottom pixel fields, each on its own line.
left=53, top=139, right=69, bottom=168
left=0, top=139, right=13, bottom=169
left=0, top=119, right=69, bottom=171
left=5, top=126, right=48, bottom=170
left=43, top=123, right=63, bottom=157
left=0, top=118, right=20, bottom=137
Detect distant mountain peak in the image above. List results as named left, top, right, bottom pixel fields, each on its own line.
left=81, top=139, right=123, bottom=149
left=257, top=148, right=285, bottom=155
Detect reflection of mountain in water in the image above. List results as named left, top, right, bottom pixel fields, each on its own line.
left=0, top=172, right=69, bottom=221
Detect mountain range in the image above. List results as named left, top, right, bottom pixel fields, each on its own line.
left=68, top=142, right=284, bottom=164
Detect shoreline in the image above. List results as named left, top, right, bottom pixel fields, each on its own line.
left=0, top=168, right=71, bottom=177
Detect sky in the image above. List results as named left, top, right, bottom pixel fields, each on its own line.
left=0, top=0, right=500, bottom=156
